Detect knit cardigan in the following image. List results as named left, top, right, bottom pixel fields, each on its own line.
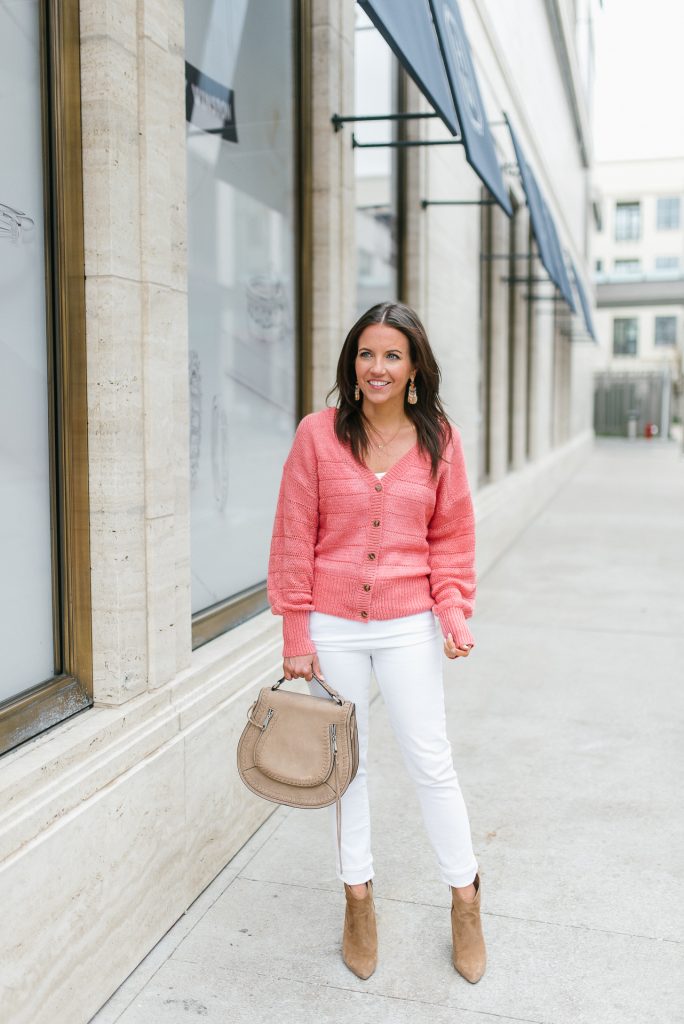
left=267, top=406, right=476, bottom=657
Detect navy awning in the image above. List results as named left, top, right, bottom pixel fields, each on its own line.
left=358, top=0, right=460, bottom=136
left=428, top=0, right=512, bottom=216
left=569, top=259, right=598, bottom=342
left=505, top=114, right=576, bottom=311
left=358, top=0, right=511, bottom=216
left=541, top=199, right=577, bottom=313
left=506, top=115, right=557, bottom=287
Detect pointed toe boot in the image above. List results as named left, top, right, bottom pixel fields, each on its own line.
left=450, top=872, right=486, bottom=983
left=342, top=880, right=378, bottom=980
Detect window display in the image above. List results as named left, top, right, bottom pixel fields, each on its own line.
left=185, top=0, right=298, bottom=617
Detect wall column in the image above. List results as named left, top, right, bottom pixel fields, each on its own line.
left=309, top=0, right=356, bottom=409
left=487, top=203, right=511, bottom=482
left=510, top=206, right=530, bottom=470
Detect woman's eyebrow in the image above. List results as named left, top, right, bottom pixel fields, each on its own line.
left=358, top=348, right=404, bottom=354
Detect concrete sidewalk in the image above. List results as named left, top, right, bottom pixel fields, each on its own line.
left=92, top=438, right=684, bottom=1024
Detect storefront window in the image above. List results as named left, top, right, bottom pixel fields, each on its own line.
left=185, top=0, right=298, bottom=635
left=0, top=2, right=53, bottom=699
left=354, top=8, right=400, bottom=316
left=1, top=1, right=90, bottom=755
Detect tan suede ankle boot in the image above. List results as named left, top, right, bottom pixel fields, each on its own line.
left=450, top=872, right=486, bottom=983
left=342, top=880, right=378, bottom=980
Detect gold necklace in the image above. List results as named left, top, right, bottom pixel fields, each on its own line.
left=368, top=420, right=410, bottom=450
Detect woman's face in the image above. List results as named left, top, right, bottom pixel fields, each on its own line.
left=354, top=324, right=416, bottom=409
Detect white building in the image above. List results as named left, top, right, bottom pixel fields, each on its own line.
left=591, top=157, right=684, bottom=435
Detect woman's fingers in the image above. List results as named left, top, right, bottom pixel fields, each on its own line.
left=283, top=655, right=320, bottom=680
left=444, top=633, right=473, bottom=659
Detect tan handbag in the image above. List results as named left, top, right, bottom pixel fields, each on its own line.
left=237, top=674, right=359, bottom=872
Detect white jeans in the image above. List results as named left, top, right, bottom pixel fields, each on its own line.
left=307, top=610, right=479, bottom=889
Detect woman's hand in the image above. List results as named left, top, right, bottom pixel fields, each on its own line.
left=283, top=653, right=325, bottom=682
left=444, top=633, right=473, bottom=659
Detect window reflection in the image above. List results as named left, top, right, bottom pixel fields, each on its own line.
left=185, top=0, right=297, bottom=614
left=0, top=0, right=54, bottom=699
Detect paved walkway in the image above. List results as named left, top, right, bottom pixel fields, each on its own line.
left=92, top=438, right=684, bottom=1024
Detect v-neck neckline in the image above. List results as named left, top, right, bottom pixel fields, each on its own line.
left=325, top=407, right=419, bottom=487
left=359, top=441, right=419, bottom=485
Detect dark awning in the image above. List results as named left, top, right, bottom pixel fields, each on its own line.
left=358, top=0, right=511, bottom=216
left=569, top=259, right=598, bottom=342
left=428, top=0, right=512, bottom=216
left=358, top=0, right=460, bottom=136
left=505, top=114, right=576, bottom=311
left=540, top=200, right=577, bottom=313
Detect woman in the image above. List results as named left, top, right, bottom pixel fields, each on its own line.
left=267, top=301, right=485, bottom=984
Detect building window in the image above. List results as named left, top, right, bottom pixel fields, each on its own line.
left=614, top=259, right=641, bottom=275
left=655, top=255, right=680, bottom=273
left=613, top=318, right=638, bottom=356
left=614, top=202, right=640, bottom=241
left=354, top=6, right=401, bottom=316
left=595, top=258, right=603, bottom=272
left=185, top=0, right=299, bottom=647
left=1, top=1, right=91, bottom=756
left=654, top=316, right=677, bottom=346
left=656, top=197, right=680, bottom=230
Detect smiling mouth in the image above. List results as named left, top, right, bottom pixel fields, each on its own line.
left=367, top=380, right=390, bottom=389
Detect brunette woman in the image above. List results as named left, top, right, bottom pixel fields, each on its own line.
left=267, top=302, right=485, bottom=983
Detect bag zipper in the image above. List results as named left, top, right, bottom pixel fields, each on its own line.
left=262, top=708, right=274, bottom=729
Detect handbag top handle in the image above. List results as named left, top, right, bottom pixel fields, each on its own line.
left=271, top=673, right=344, bottom=706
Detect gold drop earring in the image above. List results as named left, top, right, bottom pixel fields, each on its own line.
left=407, top=374, right=418, bottom=405
left=354, top=381, right=361, bottom=401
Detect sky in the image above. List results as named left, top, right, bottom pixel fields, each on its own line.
left=593, top=0, right=684, bottom=161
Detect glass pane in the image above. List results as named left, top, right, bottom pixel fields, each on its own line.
left=354, top=8, right=399, bottom=317
left=185, top=0, right=297, bottom=614
left=656, top=197, right=680, bottom=230
left=0, top=0, right=55, bottom=700
left=613, top=318, right=638, bottom=356
left=655, top=317, right=676, bottom=345
left=615, top=202, right=640, bottom=241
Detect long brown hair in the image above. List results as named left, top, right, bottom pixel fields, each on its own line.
left=326, top=302, right=453, bottom=478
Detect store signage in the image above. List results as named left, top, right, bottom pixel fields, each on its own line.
left=428, top=0, right=512, bottom=216
left=185, top=61, right=238, bottom=142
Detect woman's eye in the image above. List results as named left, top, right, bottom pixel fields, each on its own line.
left=357, top=351, right=401, bottom=359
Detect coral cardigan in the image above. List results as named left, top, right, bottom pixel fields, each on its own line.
left=267, top=406, right=476, bottom=658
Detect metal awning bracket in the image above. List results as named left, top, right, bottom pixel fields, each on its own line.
left=421, top=199, right=497, bottom=209
left=501, top=276, right=555, bottom=284
left=331, top=112, right=463, bottom=148
left=351, top=132, right=462, bottom=149
left=480, top=253, right=539, bottom=261
left=331, top=111, right=439, bottom=132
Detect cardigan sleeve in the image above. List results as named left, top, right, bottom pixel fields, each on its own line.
left=426, top=429, right=477, bottom=649
left=267, top=415, right=319, bottom=658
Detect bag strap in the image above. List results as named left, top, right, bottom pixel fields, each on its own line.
left=270, top=673, right=345, bottom=870
left=272, top=673, right=344, bottom=706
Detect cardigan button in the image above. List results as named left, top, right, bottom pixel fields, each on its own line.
left=363, top=583, right=371, bottom=592
left=360, top=611, right=368, bottom=618
left=372, top=519, right=380, bottom=527
left=368, top=552, right=376, bottom=560
left=374, top=483, right=382, bottom=492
